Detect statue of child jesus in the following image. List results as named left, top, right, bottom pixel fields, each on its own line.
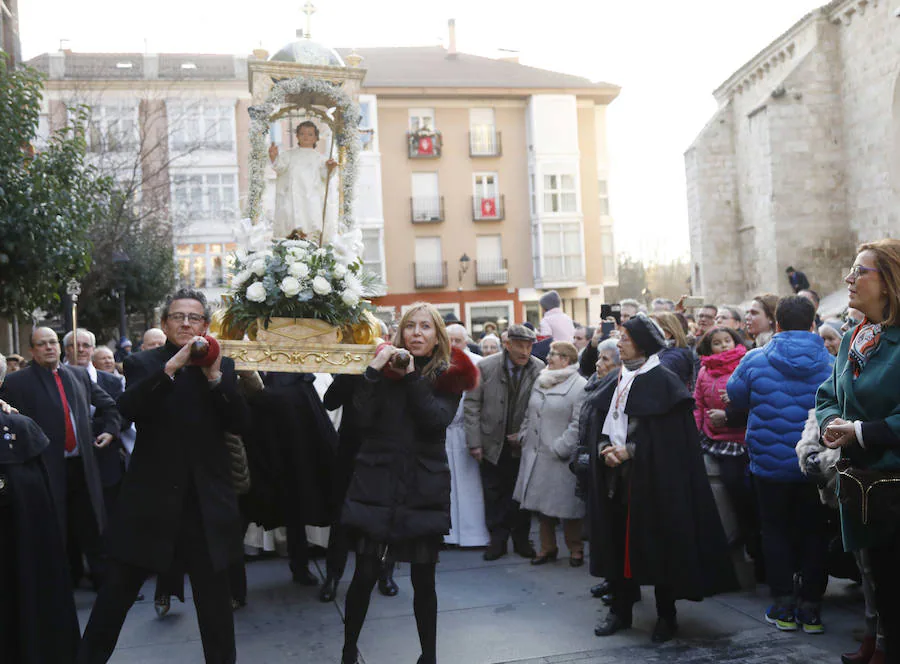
left=268, top=120, right=339, bottom=244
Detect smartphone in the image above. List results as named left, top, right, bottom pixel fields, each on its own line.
left=600, top=321, right=616, bottom=339
left=600, top=303, right=621, bottom=325
left=682, top=296, right=705, bottom=309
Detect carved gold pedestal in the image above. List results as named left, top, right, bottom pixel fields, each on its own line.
left=218, top=317, right=377, bottom=374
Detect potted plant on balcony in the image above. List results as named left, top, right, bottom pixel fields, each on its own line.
left=409, top=126, right=441, bottom=157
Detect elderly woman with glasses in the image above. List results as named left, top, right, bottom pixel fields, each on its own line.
left=513, top=342, right=588, bottom=566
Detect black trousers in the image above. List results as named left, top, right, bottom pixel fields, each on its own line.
left=755, top=477, right=828, bottom=603
left=868, top=529, right=900, bottom=663
left=66, top=456, right=107, bottom=589
left=715, top=454, right=763, bottom=560
left=77, top=490, right=235, bottom=664
left=479, top=445, right=531, bottom=544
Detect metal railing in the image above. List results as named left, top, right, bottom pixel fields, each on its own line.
left=472, top=194, right=505, bottom=221
left=410, top=196, right=445, bottom=223
left=469, top=130, right=502, bottom=157
left=475, top=258, right=509, bottom=286
left=414, top=261, right=448, bottom=289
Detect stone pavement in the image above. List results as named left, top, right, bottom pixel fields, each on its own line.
left=75, top=544, right=865, bottom=664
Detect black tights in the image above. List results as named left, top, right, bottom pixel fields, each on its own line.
left=342, top=555, right=437, bottom=664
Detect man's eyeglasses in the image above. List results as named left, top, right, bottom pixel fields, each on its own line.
left=167, top=313, right=206, bottom=324
left=846, top=265, right=879, bottom=280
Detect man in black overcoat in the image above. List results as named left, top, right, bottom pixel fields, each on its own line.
left=0, top=364, right=80, bottom=664
left=0, top=326, right=120, bottom=590
left=77, top=288, right=250, bottom=664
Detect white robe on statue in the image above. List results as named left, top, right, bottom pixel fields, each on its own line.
left=272, top=147, right=338, bottom=243
left=445, top=350, right=490, bottom=547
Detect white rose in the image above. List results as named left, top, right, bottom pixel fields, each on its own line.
left=232, top=270, right=252, bottom=286
left=315, top=248, right=327, bottom=257
left=312, top=275, right=333, bottom=296
left=340, top=290, right=360, bottom=307
left=283, top=252, right=298, bottom=265
left=280, top=276, right=301, bottom=296
left=333, top=263, right=347, bottom=278
left=246, top=282, right=267, bottom=303
left=250, top=259, right=267, bottom=277
left=289, top=262, right=310, bottom=279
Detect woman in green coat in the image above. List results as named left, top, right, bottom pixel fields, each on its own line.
left=817, top=238, right=900, bottom=663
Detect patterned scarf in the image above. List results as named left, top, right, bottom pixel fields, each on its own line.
left=848, top=318, right=883, bottom=379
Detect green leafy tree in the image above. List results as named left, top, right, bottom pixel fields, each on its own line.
left=0, top=56, right=114, bottom=318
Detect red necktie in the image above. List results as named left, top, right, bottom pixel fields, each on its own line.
left=53, top=369, right=78, bottom=453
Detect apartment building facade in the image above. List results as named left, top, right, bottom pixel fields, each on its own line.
left=28, top=39, right=619, bottom=337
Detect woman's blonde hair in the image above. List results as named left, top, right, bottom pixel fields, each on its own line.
left=651, top=312, right=687, bottom=348
left=392, top=302, right=451, bottom=379
left=549, top=340, right=578, bottom=365
left=858, top=239, right=900, bottom=326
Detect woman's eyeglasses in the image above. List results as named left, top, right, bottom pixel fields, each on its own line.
left=846, top=265, right=879, bottom=280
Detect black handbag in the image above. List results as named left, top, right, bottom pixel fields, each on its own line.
left=835, top=458, right=900, bottom=525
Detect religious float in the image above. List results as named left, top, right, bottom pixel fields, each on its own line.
left=213, top=23, right=381, bottom=374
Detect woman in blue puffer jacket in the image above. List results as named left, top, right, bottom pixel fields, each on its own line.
left=727, top=295, right=834, bottom=635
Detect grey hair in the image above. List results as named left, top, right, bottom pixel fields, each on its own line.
left=92, top=346, right=115, bottom=359
left=597, top=338, right=621, bottom=365
left=446, top=323, right=467, bottom=337
left=619, top=298, right=641, bottom=311
left=718, top=305, right=744, bottom=322
left=62, top=327, right=96, bottom=349
left=161, top=288, right=210, bottom=321
left=0, top=352, right=6, bottom=384
left=479, top=333, right=500, bottom=348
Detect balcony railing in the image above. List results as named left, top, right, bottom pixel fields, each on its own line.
left=410, top=196, right=445, bottom=223
left=469, top=130, right=502, bottom=157
left=475, top=258, right=509, bottom=286
left=408, top=131, right=442, bottom=158
left=472, top=194, right=505, bottom=221
left=414, top=261, right=448, bottom=289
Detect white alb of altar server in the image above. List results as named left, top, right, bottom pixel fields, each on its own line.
left=445, top=348, right=490, bottom=547
left=270, top=121, right=339, bottom=243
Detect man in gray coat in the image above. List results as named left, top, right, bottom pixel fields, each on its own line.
left=465, top=324, right=544, bottom=561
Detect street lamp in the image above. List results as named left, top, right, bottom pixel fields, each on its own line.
left=112, top=250, right=131, bottom=343
left=457, top=253, right=471, bottom=289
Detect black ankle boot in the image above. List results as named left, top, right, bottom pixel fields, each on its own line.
left=378, top=573, right=399, bottom=597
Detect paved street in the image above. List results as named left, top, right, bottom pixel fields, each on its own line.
left=75, top=542, right=865, bottom=664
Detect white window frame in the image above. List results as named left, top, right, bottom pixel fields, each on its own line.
left=469, top=108, right=498, bottom=155
left=360, top=226, right=386, bottom=285
left=411, top=172, right=441, bottom=221
left=540, top=221, right=584, bottom=282
left=81, top=103, right=140, bottom=153
left=174, top=241, right=238, bottom=289
left=409, top=107, right=436, bottom=132
left=167, top=101, right=236, bottom=153
left=598, top=179, right=610, bottom=216
left=170, top=171, right=239, bottom=222
left=359, top=95, right=378, bottom=153
left=542, top=171, right=578, bottom=215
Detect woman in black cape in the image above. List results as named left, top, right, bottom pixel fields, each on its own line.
left=588, top=314, right=737, bottom=643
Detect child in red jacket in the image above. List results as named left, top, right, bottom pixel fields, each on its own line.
left=694, top=326, right=762, bottom=581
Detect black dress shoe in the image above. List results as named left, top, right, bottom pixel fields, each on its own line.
left=512, top=539, right=536, bottom=559
left=569, top=555, right=585, bottom=568
left=651, top=617, right=678, bottom=643
left=292, top=568, right=319, bottom=586
left=601, top=593, right=614, bottom=606
left=594, top=612, right=631, bottom=637
left=591, top=581, right=611, bottom=597
left=378, top=575, right=399, bottom=597
left=530, top=550, right=558, bottom=566
left=483, top=539, right=508, bottom=561
left=319, top=576, right=339, bottom=602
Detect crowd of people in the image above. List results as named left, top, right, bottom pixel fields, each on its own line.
left=2, top=241, right=900, bottom=663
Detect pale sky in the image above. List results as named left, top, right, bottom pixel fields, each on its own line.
left=20, top=0, right=823, bottom=264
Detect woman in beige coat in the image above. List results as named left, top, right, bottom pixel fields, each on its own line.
left=513, top=341, right=588, bottom=566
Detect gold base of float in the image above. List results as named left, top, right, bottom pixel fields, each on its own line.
left=215, top=316, right=379, bottom=375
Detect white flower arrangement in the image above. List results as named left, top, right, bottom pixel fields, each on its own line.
left=247, top=77, right=362, bottom=232
left=226, top=236, right=380, bottom=329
